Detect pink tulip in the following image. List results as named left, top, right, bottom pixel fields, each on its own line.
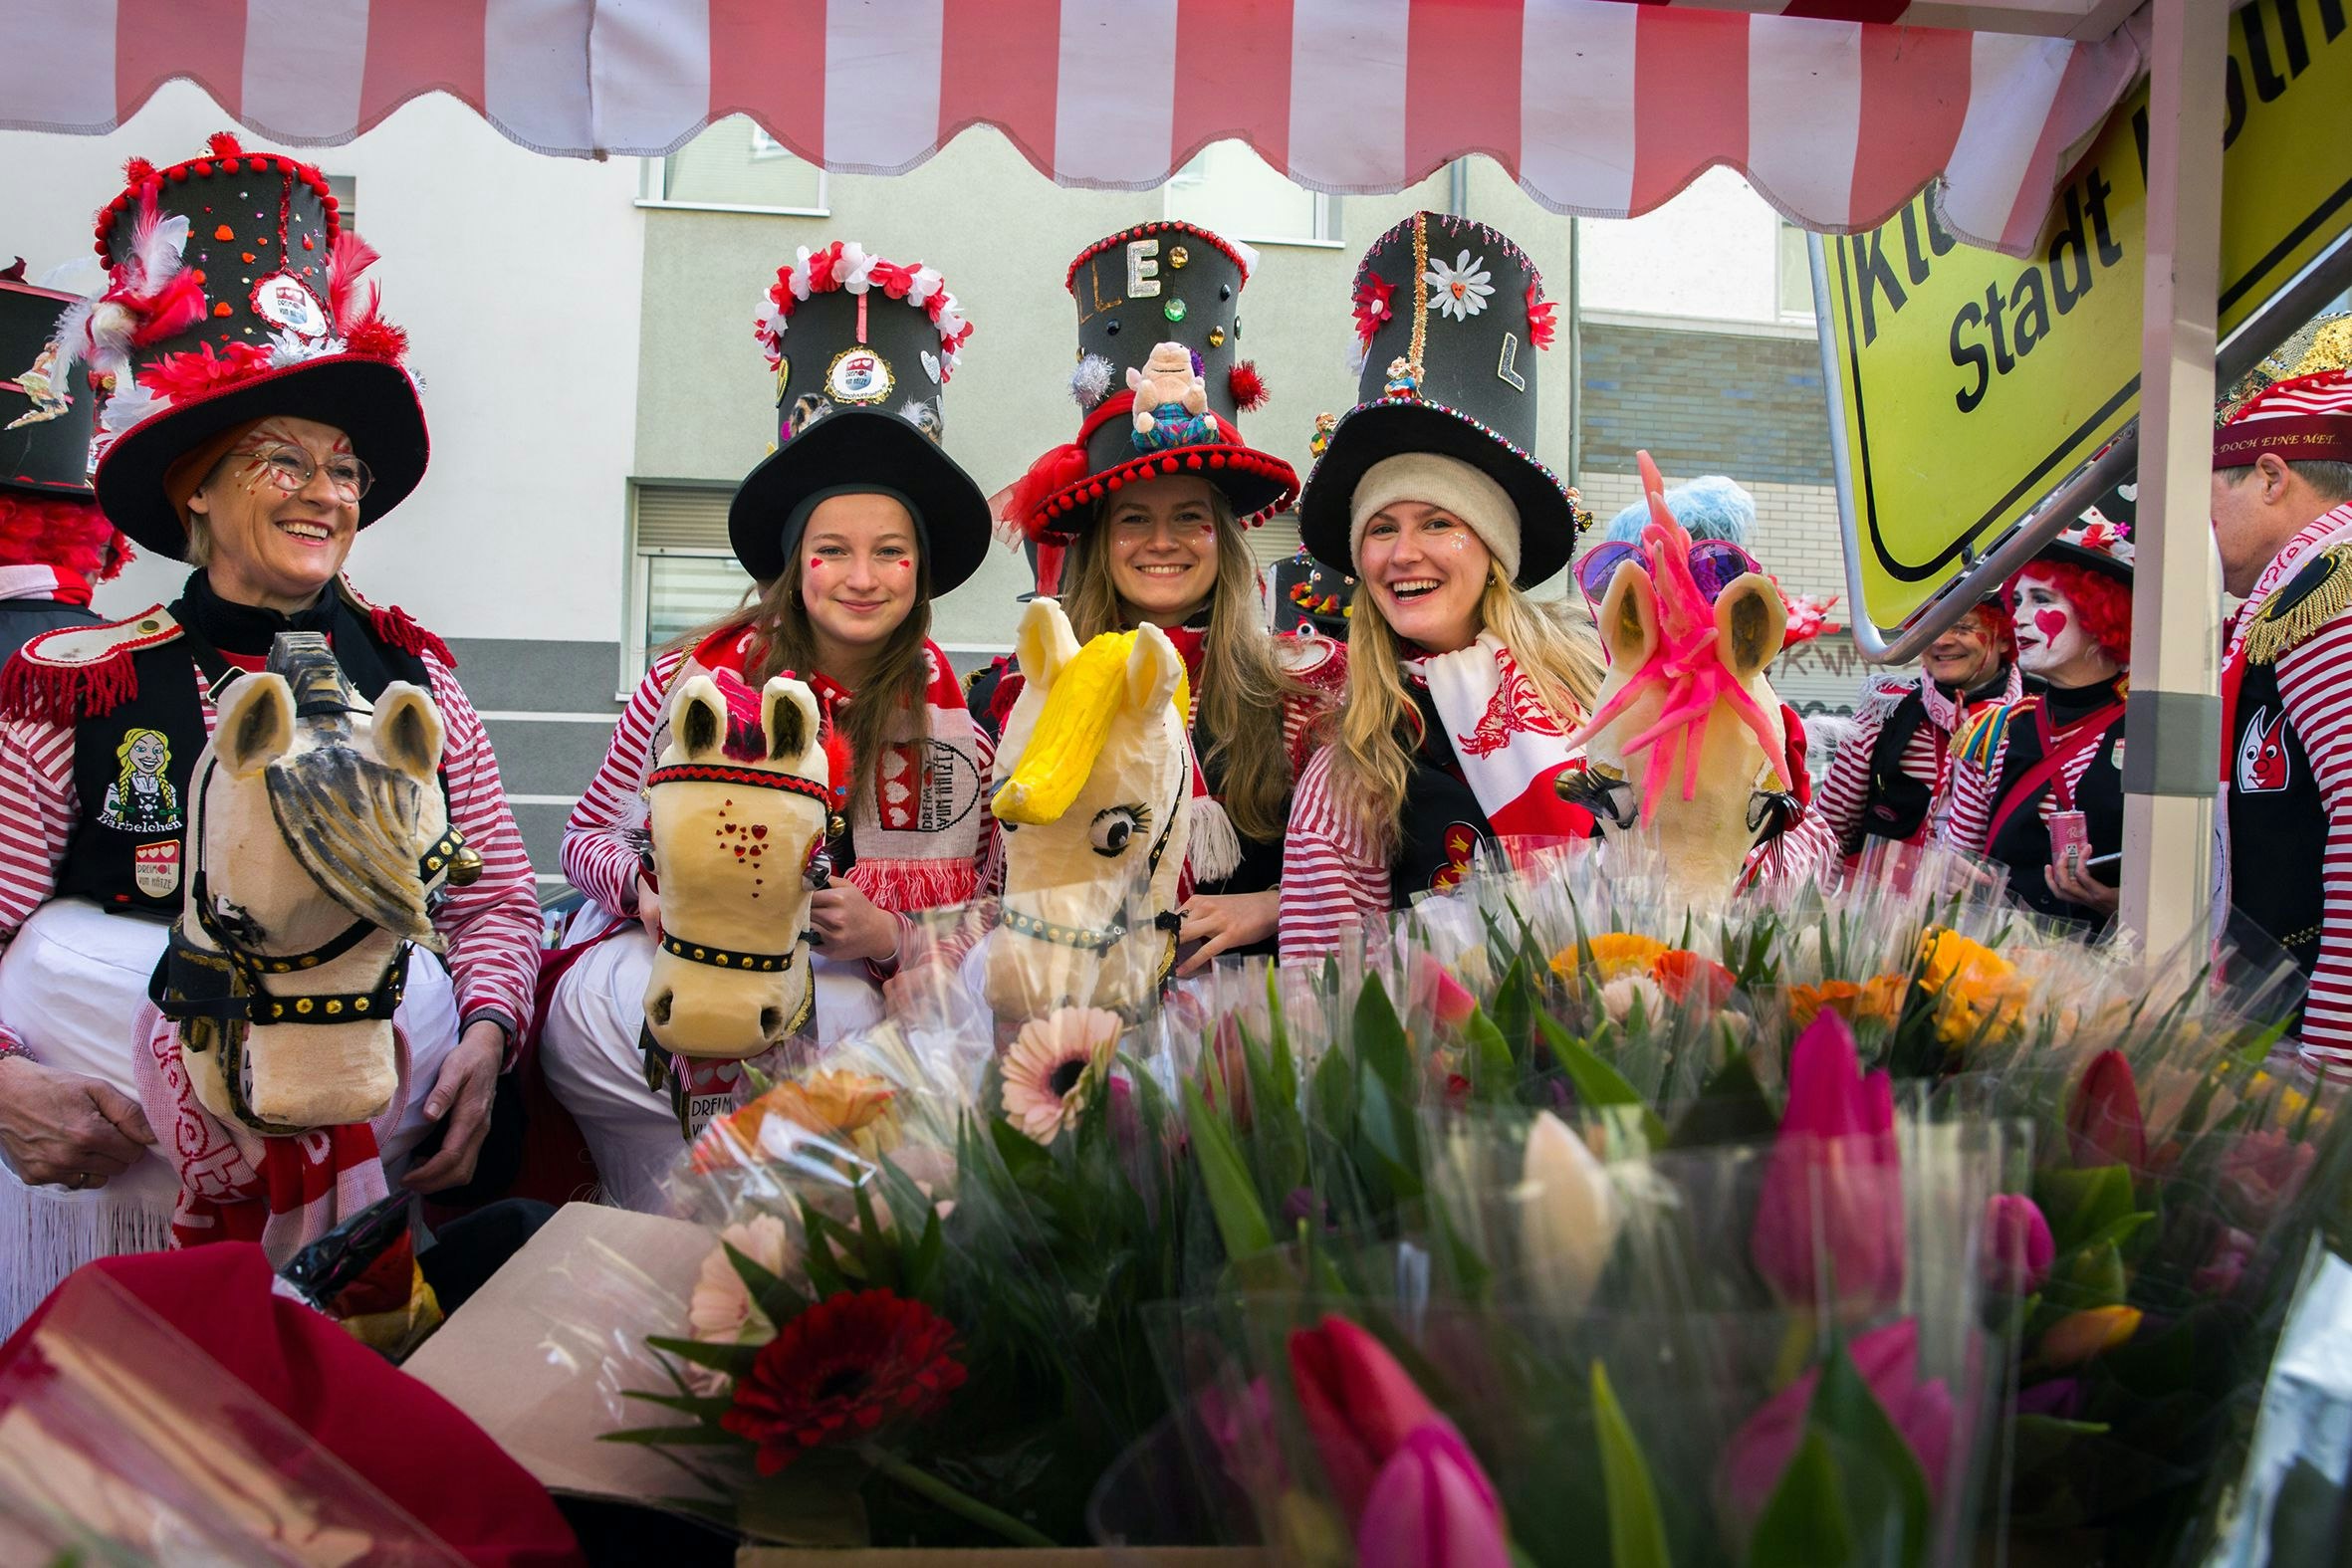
left=1432, top=967, right=1479, bottom=1029
left=1357, top=1424, right=1511, bottom=1568
left=1752, top=1010, right=1905, bottom=1312
left=1720, top=1318, right=1954, bottom=1528
left=2066, top=1050, right=2146, bottom=1170
left=1289, top=1315, right=1445, bottom=1519
left=2192, top=1225, right=2259, bottom=1298
left=1982, top=1194, right=2055, bottom=1295
left=2217, top=1130, right=2315, bottom=1230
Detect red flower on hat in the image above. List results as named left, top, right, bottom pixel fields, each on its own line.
left=1527, top=283, right=1557, bottom=350
left=720, top=1289, right=968, bottom=1475
left=137, top=339, right=271, bottom=403
left=1352, top=272, right=1395, bottom=352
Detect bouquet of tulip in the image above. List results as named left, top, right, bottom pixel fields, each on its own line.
left=1130, top=1007, right=2019, bottom=1567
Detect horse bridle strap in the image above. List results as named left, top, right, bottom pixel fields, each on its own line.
left=1000, top=776, right=1187, bottom=954
left=659, top=931, right=799, bottom=973
left=647, top=761, right=835, bottom=811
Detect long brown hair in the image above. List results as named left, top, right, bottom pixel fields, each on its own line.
left=1059, top=488, right=1311, bottom=842
left=1330, top=562, right=1605, bottom=859
left=665, top=549, right=935, bottom=811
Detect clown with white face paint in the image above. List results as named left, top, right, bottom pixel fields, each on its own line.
left=1943, top=517, right=2134, bottom=928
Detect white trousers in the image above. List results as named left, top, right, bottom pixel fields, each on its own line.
left=539, top=905, right=883, bottom=1214
left=0, top=898, right=459, bottom=1334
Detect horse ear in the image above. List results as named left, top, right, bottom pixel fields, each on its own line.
left=762, top=677, right=819, bottom=766
left=674, top=676, right=726, bottom=762
left=372, top=682, right=444, bottom=784
left=1715, top=573, right=1787, bottom=682
left=214, top=673, right=296, bottom=779
left=1128, top=623, right=1183, bottom=716
left=1597, top=561, right=1661, bottom=667
left=1016, top=597, right=1079, bottom=691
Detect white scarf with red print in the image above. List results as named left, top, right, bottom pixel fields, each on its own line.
left=1407, top=633, right=1593, bottom=841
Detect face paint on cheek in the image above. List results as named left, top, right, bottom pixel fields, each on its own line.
left=808, top=559, right=825, bottom=575
left=2033, top=608, right=2068, bottom=641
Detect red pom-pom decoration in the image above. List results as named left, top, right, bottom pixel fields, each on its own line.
left=205, top=131, right=244, bottom=157
left=1227, top=360, right=1270, bottom=415
left=345, top=317, right=410, bottom=362
left=121, top=156, right=155, bottom=184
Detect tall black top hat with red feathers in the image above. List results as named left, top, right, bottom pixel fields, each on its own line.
left=59, top=132, right=425, bottom=560
left=731, top=240, right=991, bottom=592
left=1296, top=211, right=1586, bottom=588
left=2, top=261, right=98, bottom=502
left=1003, top=222, right=1296, bottom=549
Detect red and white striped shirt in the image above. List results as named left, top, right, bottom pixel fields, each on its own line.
left=2225, top=504, right=2352, bottom=1068
left=1278, top=743, right=1392, bottom=965
left=0, top=648, right=541, bottom=1054
left=1940, top=701, right=2102, bottom=857
left=562, top=647, right=1000, bottom=927
left=1816, top=669, right=2021, bottom=856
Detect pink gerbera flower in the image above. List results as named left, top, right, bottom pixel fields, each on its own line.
left=1001, top=1007, right=1123, bottom=1143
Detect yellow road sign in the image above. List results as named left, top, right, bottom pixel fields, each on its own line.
left=1821, top=0, right=2352, bottom=634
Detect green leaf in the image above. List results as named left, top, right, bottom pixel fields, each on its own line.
left=1534, top=1012, right=1669, bottom=1149
left=1668, top=1049, right=1778, bottom=1150
left=646, top=1334, right=763, bottom=1376
left=620, top=1388, right=737, bottom=1420
left=2033, top=1164, right=2140, bottom=1255
left=1183, top=1076, right=1276, bottom=1259
left=1745, top=1432, right=1853, bottom=1568
left=1591, top=1362, right=1673, bottom=1568
left=1494, top=953, right=1535, bottom=1065
left=1353, top=1068, right=1425, bottom=1202
left=1311, top=1033, right=1358, bottom=1143
left=1354, top=973, right=1414, bottom=1100
left=601, top=1424, right=750, bottom=1447
left=1809, top=1339, right=1930, bottom=1568
left=1462, top=1005, right=1516, bottom=1103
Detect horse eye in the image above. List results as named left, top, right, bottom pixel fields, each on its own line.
left=1090, top=806, right=1140, bottom=857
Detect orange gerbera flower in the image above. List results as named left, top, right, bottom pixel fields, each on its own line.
left=1786, top=976, right=1907, bottom=1028
left=1916, top=928, right=2026, bottom=1044
left=1654, top=949, right=1738, bottom=1008
left=1549, top=933, right=1671, bottom=985
left=697, top=1069, right=898, bottom=1170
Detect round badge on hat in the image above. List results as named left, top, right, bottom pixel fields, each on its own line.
left=0, top=261, right=98, bottom=502
left=1002, top=221, right=1297, bottom=552
left=1296, top=211, right=1585, bottom=589
left=77, top=133, right=427, bottom=561
left=729, top=241, right=991, bottom=592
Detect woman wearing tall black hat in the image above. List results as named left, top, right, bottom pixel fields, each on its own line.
left=544, top=241, right=997, bottom=1210
left=992, top=222, right=1342, bottom=974
left=0, top=135, right=541, bottom=1320
left=1942, top=516, right=2133, bottom=929
left=1280, top=212, right=1604, bottom=962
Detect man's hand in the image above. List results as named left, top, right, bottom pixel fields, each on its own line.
left=2045, top=848, right=2121, bottom=918
left=400, top=1020, right=504, bottom=1194
left=1175, top=889, right=1281, bottom=978
left=0, top=1056, right=154, bottom=1189
left=809, top=883, right=901, bottom=964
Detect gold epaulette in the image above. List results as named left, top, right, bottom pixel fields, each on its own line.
left=2246, top=545, right=2352, bottom=666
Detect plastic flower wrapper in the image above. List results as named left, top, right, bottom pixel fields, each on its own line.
left=0, top=1264, right=475, bottom=1565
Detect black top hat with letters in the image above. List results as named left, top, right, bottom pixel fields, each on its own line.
left=1004, top=221, right=1295, bottom=547
left=1, top=262, right=97, bottom=500
left=731, top=241, right=991, bottom=592
left=1272, top=546, right=1351, bottom=636
left=74, top=132, right=427, bottom=560
left=1296, top=211, right=1586, bottom=588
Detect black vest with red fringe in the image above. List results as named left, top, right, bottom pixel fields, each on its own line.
left=2, top=572, right=451, bottom=917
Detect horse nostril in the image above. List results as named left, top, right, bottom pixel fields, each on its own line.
left=760, top=1007, right=784, bottom=1037
left=650, top=990, right=673, bottom=1025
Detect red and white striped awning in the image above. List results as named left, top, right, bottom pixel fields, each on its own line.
left=0, top=0, right=2150, bottom=258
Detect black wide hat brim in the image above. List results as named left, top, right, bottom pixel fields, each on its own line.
left=2035, top=538, right=2133, bottom=585
left=1297, top=399, right=1576, bottom=590
left=731, top=408, right=992, bottom=592
left=95, top=356, right=428, bottom=561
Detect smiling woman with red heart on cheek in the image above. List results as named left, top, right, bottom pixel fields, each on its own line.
left=1939, top=520, right=2136, bottom=932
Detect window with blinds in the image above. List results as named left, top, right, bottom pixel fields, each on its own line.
left=630, top=483, right=757, bottom=669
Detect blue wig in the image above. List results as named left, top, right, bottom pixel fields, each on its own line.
left=1599, top=474, right=1757, bottom=547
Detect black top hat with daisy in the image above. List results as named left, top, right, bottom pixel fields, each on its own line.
left=66, top=133, right=425, bottom=560
left=1296, top=211, right=1585, bottom=589
left=731, top=241, right=992, bottom=592
left=1002, top=221, right=1296, bottom=552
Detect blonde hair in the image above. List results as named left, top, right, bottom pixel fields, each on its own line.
left=664, top=539, right=934, bottom=810
left=1060, top=488, right=1311, bottom=840
left=1329, top=564, right=1605, bottom=858
left=992, top=630, right=1189, bottom=824
left=112, top=728, right=179, bottom=818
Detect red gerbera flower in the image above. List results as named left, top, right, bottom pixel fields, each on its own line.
left=1526, top=283, right=1557, bottom=349
left=721, top=1289, right=968, bottom=1475
left=1352, top=272, right=1395, bottom=350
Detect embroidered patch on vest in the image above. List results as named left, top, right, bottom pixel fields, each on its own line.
left=96, top=726, right=184, bottom=831
left=2236, top=703, right=2293, bottom=793
left=133, top=838, right=183, bottom=898
left=2247, top=545, right=2352, bottom=666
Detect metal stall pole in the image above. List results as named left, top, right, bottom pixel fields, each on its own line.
left=2120, top=0, right=2229, bottom=953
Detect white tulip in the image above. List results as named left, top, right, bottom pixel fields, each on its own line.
left=1517, top=1111, right=1621, bottom=1317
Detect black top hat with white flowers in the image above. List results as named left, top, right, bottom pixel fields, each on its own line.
left=1002, top=221, right=1296, bottom=549
left=1296, top=211, right=1586, bottom=589
left=731, top=241, right=991, bottom=592
left=66, top=133, right=426, bottom=560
